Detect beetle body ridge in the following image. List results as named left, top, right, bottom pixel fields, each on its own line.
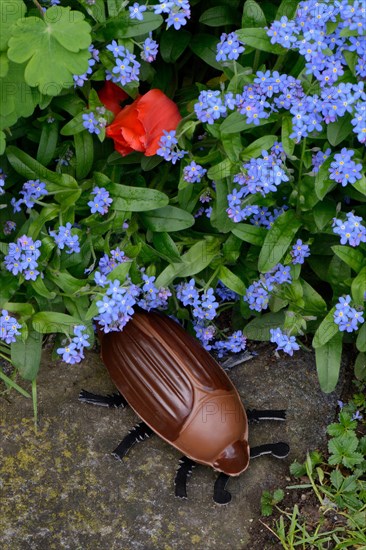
left=101, top=310, right=249, bottom=475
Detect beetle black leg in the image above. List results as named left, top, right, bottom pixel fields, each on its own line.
left=247, top=409, right=287, bottom=422
left=213, top=473, right=231, bottom=505
left=250, top=442, right=290, bottom=459
left=112, top=422, right=154, bottom=461
left=79, top=389, right=128, bottom=408
left=174, top=456, right=196, bottom=499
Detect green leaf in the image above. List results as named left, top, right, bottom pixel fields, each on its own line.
left=207, top=158, right=235, bottom=180
left=0, top=62, right=39, bottom=130
left=221, top=132, right=242, bottom=163
left=3, top=302, right=34, bottom=317
left=315, top=331, right=343, bottom=393
left=231, top=223, right=267, bottom=246
left=110, top=183, right=169, bottom=212
left=60, top=112, right=86, bottom=136
left=354, top=352, right=366, bottom=380
left=152, top=233, right=182, bottom=263
left=241, top=135, right=277, bottom=160
left=313, top=200, right=336, bottom=230
left=331, top=245, right=364, bottom=272
left=312, top=307, right=338, bottom=348
left=32, top=311, right=91, bottom=334
left=258, top=209, right=301, bottom=272
left=242, top=0, right=266, bottom=27
left=37, top=121, right=59, bottom=166
left=211, top=179, right=236, bottom=233
left=351, top=266, right=366, bottom=306
left=314, top=155, right=335, bottom=200
left=106, top=260, right=132, bottom=282
left=281, top=115, right=295, bottom=156
left=327, top=114, right=352, bottom=146
left=190, top=34, right=222, bottom=70
left=220, top=110, right=276, bottom=134
left=31, top=277, right=56, bottom=300
left=140, top=206, right=194, bottom=232
left=0, top=0, right=26, bottom=51
left=352, top=173, right=366, bottom=196
left=0, top=370, right=30, bottom=398
left=74, top=130, right=94, bottom=179
left=356, top=323, right=366, bottom=353
left=160, top=29, right=191, bottom=63
left=0, top=271, right=19, bottom=307
left=300, top=280, right=327, bottom=315
left=11, top=329, right=42, bottom=381
left=8, top=7, right=91, bottom=95
left=243, top=311, right=286, bottom=341
left=199, top=6, right=239, bottom=26
left=276, top=0, right=299, bottom=19
left=103, top=12, right=163, bottom=39
left=156, top=238, right=221, bottom=287
left=47, top=270, right=87, bottom=295
left=218, top=266, right=246, bottom=296
left=236, top=28, right=286, bottom=54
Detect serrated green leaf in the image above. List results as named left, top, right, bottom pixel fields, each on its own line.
left=110, top=184, right=169, bottom=212
left=0, top=62, right=39, bottom=130
left=8, top=7, right=91, bottom=94
left=11, top=329, right=42, bottom=381
left=0, top=0, right=26, bottom=51
left=0, top=51, right=8, bottom=78
left=140, top=206, right=194, bottom=232
left=199, top=6, right=239, bottom=26
left=258, top=209, right=301, bottom=272
left=236, top=28, right=286, bottom=54
left=312, top=307, right=338, bottom=348
left=315, top=331, right=343, bottom=393
left=330, top=469, right=343, bottom=490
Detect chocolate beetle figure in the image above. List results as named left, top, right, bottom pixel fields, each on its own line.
left=80, top=310, right=289, bottom=504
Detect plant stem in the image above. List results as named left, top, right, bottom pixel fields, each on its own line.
left=32, top=0, right=45, bottom=17
left=32, top=379, right=38, bottom=432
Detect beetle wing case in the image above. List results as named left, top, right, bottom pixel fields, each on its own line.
left=101, top=310, right=249, bottom=474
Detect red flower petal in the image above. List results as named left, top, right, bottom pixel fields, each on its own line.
left=106, top=100, right=145, bottom=156
left=98, top=81, right=128, bottom=116
left=136, top=89, right=182, bottom=156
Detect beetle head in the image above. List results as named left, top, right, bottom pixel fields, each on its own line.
left=213, top=439, right=250, bottom=475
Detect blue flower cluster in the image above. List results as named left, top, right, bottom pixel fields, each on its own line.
left=312, top=148, right=331, bottom=173
left=176, top=279, right=219, bottom=321
left=57, top=325, right=91, bottom=364
left=11, top=179, right=48, bottom=212
left=329, top=148, right=362, bottom=187
left=4, top=235, right=41, bottom=281
left=128, top=0, right=191, bottom=30
left=88, top=186, right=113, bottom=215
left=73, top=45, right=99, bottom=87
left=141, top=36, right=159, bottom=63
left=332, top=212, right=366, bottom=247
left=3, top=221, right=16, bottom=235
left=0, top=169, right=6, bottom=195
left=0, top=309, right=22, bottom=344
left=250, top=205, right=288, bottom=229
left=82, top=108, right=107, bottom=135
left=216, top=32, right=245, bottom=62
left=334, top=295, right=364, bottom=333
left=97, top=247, right=129, bottom=277
left=270, top=327, right=300, bottom=356
left=50, top=223, right=81, bottom=254
left=183, top=161, right=207, bottom=183
left=227, top=145, right=289, bottom=223
left=106, top=41, right=140, bottom=86
left=244, top=264, right=292, bottom=312
left=291, top=239, right=311, bottom=265
left=194, top=90, right=228, bottom=124
left=213, top=331, right=247, bottom=358
left=156, top=130, right=187, bottom=164
left=138, top=273, right=172, bottom=311
left=216, top=281, right=238, bottom=302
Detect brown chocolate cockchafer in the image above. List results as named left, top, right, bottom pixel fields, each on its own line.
left=80, top=310, right=289, bottom=504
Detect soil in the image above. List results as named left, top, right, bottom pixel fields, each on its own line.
left=0, top=340, right=345, bottom=550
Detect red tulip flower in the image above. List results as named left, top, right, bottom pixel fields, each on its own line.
left=98, top=81, right=129, bottom=116
left=105, top=89, right=182, bottom=157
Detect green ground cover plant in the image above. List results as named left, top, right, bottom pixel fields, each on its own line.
left=0, top=0, right=365, bottom=412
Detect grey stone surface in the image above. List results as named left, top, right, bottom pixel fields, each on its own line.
left=0, top=343, right=342, bottom=550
